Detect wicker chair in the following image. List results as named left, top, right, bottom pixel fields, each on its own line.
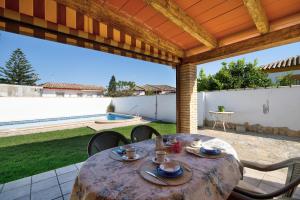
left=230, top=158, right=300, bottom=199
left=87, top=131, right=130, bottom=157
left=130, top=125, right=161, bottom=143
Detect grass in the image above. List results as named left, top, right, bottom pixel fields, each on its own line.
left=0, top=121, right=176, bottom=183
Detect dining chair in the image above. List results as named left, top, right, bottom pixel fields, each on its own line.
left=130, top=125, right=161, bottom=143
left=229, top=157, right=300, bottom=199
left=87, top=131, right=130, bottom=157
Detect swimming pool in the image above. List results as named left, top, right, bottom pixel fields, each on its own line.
left=0, top=113, right=137, bottom=130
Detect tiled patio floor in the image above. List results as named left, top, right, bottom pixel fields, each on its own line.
left=0, top=128, right=299, bottom=200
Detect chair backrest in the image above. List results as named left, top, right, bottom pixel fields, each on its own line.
left=87, top=131, right=129, bottom=157
left=131, top=125, right=161, bottom=143
left=284, top=158, right=300, bottom=197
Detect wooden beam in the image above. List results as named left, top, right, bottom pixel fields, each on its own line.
left=182, top=24, right=300, bottom=65
left=56, top=0, right=184, bottom=57
left=144, top=0, right=217, bottom=48
left=243, top=0, right=269, bottom=34
left=185, top=13, right=300, bottom=57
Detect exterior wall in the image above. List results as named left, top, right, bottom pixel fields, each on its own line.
left=112, top=93, right=204, bottom=127
left=0, top=97, right=112, bottom=122
left=205, top=86, right=300, bottom=131
left=0, top=84, right=42, bottom=97
left=42, top=89, right=102, bottom=97
left=268, top=70, right=300, bottom=82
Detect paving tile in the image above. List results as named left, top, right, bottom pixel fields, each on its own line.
left=243, top=175, right=261, bottom=187
left=60, top=180, right=74, bottom=195
left=2, top=177, right=31, bottom=192
left=260, top=174, right=285, bottom=189
left=31, top=185, right=62, bottom=200
left=75, top=162, right=84, bottom=170
left=31, top=176, right=59, bottom=193
left=32, top=170, right=56, bottom=183
left=58, top=170, right=78, bottom=184
left=63, top=193, right=71, bottom=200
left=0, top=185, right=30, bottom=200
left=258, top=182, right=279, bottom=194
left=56, top=165, right=77, bottom=176
left=14, top=195, right=30, bottom=200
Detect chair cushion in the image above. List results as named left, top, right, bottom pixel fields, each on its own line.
left=236, top=180, right=266, bottom=194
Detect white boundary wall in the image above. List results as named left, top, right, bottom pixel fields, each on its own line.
left=112, top=93, right=205, bottom=127
left=0, top=97, right=112, bottom=122
left=205, top=86, right=300, bottom=130
left=0, top=87, right=299, bottom=130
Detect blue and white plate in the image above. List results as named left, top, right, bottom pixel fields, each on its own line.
left=113, top=148, right=126, bottom=155
left=200, top=146, right=221, bottom=155
left=157, top=167, right=183, bottom=178
left=157, top=161, right=183, bottom=178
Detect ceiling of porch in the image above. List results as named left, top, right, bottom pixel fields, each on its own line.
left=0, top=0, right=299, bottom=66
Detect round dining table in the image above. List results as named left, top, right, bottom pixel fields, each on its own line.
left=70, top=134, right=242, bottom=200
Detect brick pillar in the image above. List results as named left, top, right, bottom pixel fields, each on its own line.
left=176, top=64, right=197, bottom=133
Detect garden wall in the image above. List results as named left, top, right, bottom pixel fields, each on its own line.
left=0, top=97, right=112, bottom=122
left=205, top=86, right=300, bottom=135
left=112, top=93, right=205, bottom=127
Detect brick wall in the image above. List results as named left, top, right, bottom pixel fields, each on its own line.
left=176, top=64, right=197, bottom=133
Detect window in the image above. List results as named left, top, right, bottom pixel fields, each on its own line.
left=77, top=93, right=83, bottom=97
left=56, top=92, right=64, bottom=97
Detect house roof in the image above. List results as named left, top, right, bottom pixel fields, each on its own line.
left=135, top=84, right=176, bottom=92
left=261, top=55, right=300, bottom=72
left=41, top=82, right=105, bottom=92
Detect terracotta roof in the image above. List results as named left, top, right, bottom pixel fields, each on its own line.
left=41, top=82, right=105, bottom=92
left=133, top=86, right=145, bottom=91
left=135, top=84, right=176, bottom=92
left=261, top=55, right=300, bottom=71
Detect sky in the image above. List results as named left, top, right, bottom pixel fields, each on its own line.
left=0, top=30, right=300, bottom=87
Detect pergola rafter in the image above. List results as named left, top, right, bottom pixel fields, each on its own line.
left=243, top=0, right=269, bottom=34
left=144, top=0, right=217, bottom=49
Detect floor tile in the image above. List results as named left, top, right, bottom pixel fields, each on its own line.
left=258, top=182, right=279, bottom=193
left=14, top=195, right=30, bottom=200
left=243, top=175, right=261, bottom=187
left=63, top=193, right=71, bottom=200
left=31, top=176, right=59, bottom=193
left=32, top=170, right=56, bottom=183
left=0, top=185, right=30, bottom=200
left=60, top=180, right=74, bottom=195
left=2, top=177, right=31, bottom=192
left=31, top=185, right=62, bottom=200
left=56, top=165, right=77, bottom=176
left=58, top=170, right=77, bottom=184
left=75, top=162, right=84, bottom=170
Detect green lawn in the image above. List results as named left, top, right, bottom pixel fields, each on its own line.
left=0, top=121, right=176, bottom=183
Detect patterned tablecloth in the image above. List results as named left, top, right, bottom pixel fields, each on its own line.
left=70, top=134, right=242, bottom=200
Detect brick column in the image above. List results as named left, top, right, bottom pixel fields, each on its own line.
left=176, top=64, right=197, bottom=133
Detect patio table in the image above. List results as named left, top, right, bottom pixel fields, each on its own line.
left=70, top=134, right=242, bottom=200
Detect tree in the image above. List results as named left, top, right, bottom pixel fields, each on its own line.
left=0, top=48, right=39, bottom=85
left=107, top=75, right=117, bottom=96
left=197, top=68, right=209, bottom=91
left=198, top=58, right=273, bottom=91
left=276, top=72, right=294, bottom=86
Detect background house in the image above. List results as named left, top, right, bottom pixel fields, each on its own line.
left=41, top=82, right=105, bottom=97
left=133, top=84, right=176, bottom=95
left=261, top=55, right=300, bottom=84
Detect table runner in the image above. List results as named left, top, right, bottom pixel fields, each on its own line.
left=70, top=134, right=242, bottom=200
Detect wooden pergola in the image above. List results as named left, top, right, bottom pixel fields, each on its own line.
left=1, top=0, right=299, bottom=133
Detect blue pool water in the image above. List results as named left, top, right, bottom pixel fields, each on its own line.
left=0, top=113, right=133, bottom=130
